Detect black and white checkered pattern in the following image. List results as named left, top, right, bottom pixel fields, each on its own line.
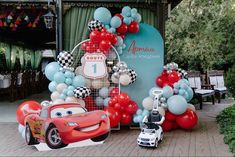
left=127, top=69, right=137, bottom=84
left=57, top=51, right=74, bottom=69
left=177, top=68, right=188, bottom=79
left=74, top=87, right=91, bottom=99
left=88, top=20, right=104, bottom=32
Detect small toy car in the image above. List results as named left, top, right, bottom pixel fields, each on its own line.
left=137, top=122, right=163, bottom=147
left=24, top=103, right=110, bottom=149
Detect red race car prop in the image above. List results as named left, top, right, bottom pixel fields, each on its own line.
left=24, top=103, right=110, bottom=149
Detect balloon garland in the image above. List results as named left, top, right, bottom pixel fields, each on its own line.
left=133, top=62, right=198, bottom=131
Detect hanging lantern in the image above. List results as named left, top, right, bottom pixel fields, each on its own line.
left=43, top=11, right=54, bottom=29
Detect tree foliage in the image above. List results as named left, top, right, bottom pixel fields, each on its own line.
left=165, top=0, right=235, bottom=72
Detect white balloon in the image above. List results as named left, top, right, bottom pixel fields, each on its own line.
left=158, top=106, right=166, bottom=116
left=53, top=99, right=65, bottom=104
left=56, top=83, right=68, bottom=93
left=75, top=66, right=84, bottom=76
left=187, top=103, right=196, bottom=112
left=142, top=97, right=154, bottom=110
left=51, top=91, right=60, bottom=101
left=21, top=127, right=25, bottom=139
left=120, top=74, right=131, bottom=86
left=18, top=124, right=25, bottom=134
left=41, top=100, right=51, bottom=107
left=65, top=96, right=78, bottom=103
left=92, top=79, right=103, bottom=89
left=85, top=78, right=92, bottom=88
left=103, top=78, right=110, bottom=87
left=111, top=74, right=119, bottom=84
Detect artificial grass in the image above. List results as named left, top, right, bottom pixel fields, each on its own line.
left=216, top=104, right=235, bottom=155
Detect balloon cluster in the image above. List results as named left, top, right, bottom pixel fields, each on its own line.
left=135, top=63, right=198, bottom=131
left=163, top=62, right=188, bottom=78
left=89, top=6, right=141, bottom=55
left=111, top=61, right=137, bottom=86
left=105, top=93, right=138, bottom=127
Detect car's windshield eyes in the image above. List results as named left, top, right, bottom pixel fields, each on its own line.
left=51, top=107, right=86, bottom=118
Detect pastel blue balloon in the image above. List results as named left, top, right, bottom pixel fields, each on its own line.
left=126, top=12, right=131, bottom=17
left=142, top=109, right=150, bottom=117
left=72, top=75, right=85, bottom=88
left=131, top=13, right=138, bottom=20
left=179, top=89, right=186, bottom=96
left=63, top=88, right=68, bottom=95
left=133, top=116, right=139, bottom=123
left=64, top=71, right=73, bottom=78
left=104, top=97, right=111, bottom=107
left=184, top=92, right=190, bottom=102
left=135, top=13, right=141, bottom=23
left=107, top=28, right=116, bottom=33
left=131, top=8, right=138, bottom=14
left=99, top=87, right=109, bottom=98
left=95, top=97, right=104, bottom=107
left=54, top=72, right=65, bottom=83
left=116, top=36, right=123, bottom=46
left=180, top=83, right=188, bottom=89
left=118, top=49, right=123, bottom=55
left=68, top=85, right=75, bottom=91
left=163, top=85, right=174, bottom=98
left=60, top=93, right=66, bottom=99
left=94, top=7, right=112, bottom=25
left=136, top=115, right=143, bottom=123
left=123, top=17, right=131, bottom=25
left=122, top=6, right=131, bottom=16
left=110, top=16, right=122, bottom=28
left=185, top=87, right=194, bottom=102
left=122, top=44, right=126, bottom=49
left=173, top=82, right=180, bottom=89
left=70, top=73, right=75, bottom=78
left=67, top=90, right=74, bottom=96
left=48, top=81, right=57, bottom=92
left=174, top=88, right=179, bottom=94
left=149, top=87, right=162, bottom=98
left=136, top=109, right=143, bottom=115
left=179, top=79, right=190, bottom=86
left=45, top=62, right=60, bottom=81
left=65, top=78, right=72, bottom=85
left=167, top=95, right=188, bottom=115
left=105, top=25, right=110, bottom=29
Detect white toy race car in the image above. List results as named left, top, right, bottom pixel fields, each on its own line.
left=137, top=122, right=163, bottom=147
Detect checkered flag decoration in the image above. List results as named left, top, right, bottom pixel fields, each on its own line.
left=88, top=20, right=104, bottom=32
left=177, top=68, right=188, bottom=79
left=74, top=87, right=91, bottom=99
left=127, top=69, right=137, bottom=84
left=57, top=51, right=74, bottom=69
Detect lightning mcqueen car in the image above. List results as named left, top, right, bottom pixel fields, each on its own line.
left=24, top=103, right=110, bottom=149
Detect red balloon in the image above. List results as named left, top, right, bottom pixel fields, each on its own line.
left=117, top=93, right=130, bottom=107
left=108, top=96, right=118, bottom=107
left=81, top=42, right=88, bottom=51
left=109, top=87, right=120, bottom=98
left=128, top=21, right=139, bottom=33
left=176, top=109, right=198, bottom=129
left=119, top=34, right=125, bottom=39
left=161, top=120, right=173, bottom=132
left=115, top=13, right=124, bottom=21
left=114, top=103, right=121, bottom=111
left=172, top=121, right=179, bottom=130
left=126, top=101, right=138, bottom=114
left=99, top=40, right=112, bottom=52
left=16, top=101, right=42, bottom=125
left=105, top=32, right=114, bottom=41
left=168, top=71, right=180, bottom=83
left=116, top=23, right=128, bottom=34
left=121, top=112, right=132, bottom=124
left=104, top=107, right=121, bottom=128
left=111, top=35, right=118, bottom=45
left=156, top=76, right=164, bottom=88
left=165, top=111, right=177, bottom=121
left=89, top=30, right=101, bottom=43
left=101, top=28, right=107, bottom=32
left=120, top=105, right=126, bottom=112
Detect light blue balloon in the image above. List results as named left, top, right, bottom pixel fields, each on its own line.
left=167, top=95, right=188, bottom=115
left=126, top=12, right=131, bottom=17
left=122, top=44, right=126, bottom=49
left=118, top=49, right=123, bottom=55
left=116, top=36, right=123, bottom=46
left=63, top=88, right=68, bottom=95
left=136, top=109, right=142, bottom=115
left=94, top=7, right=112, bottom=25
left=65, top=78, right=72, bottom=85
left=60, top=93, right=66, bottom=100
left=95, top=97, right=104, bottom=107
left=135, top=13, right=141, bottom=23
left=104, top=97, right=111, bottom=107
left=136, top=115, right=143, bottom=123
left=110, top=16, right=122, bottom=28
left=70, top=73, right=75, bottom=78
left=107, top=28, right=116, bottom=33
left=131, top=8, right=138, bottom=14
left=99, top=87, right=109, bottom=98
left=45, top=62, right=60, bottom=81
left=163, top=85, right=174, bottom=98
left=122, top=6, right=131, bottom=16
left=48, top=81, right=57, bottom=92
left=54, top=72, right=65, bottom=83
left=67, top=90, right=74, bottom=96
left=123, top=17, right=131, bottom=25
left=68, top=85, right=75, bottom=91
left=105, top=25, right=110, bottom=29
left=64, top=71, right=73, bottom=78
left=133, top=116, right=139, bottom=123
left=142, top=109, right=150, bottom=117
left=173, top=82, right=180, bottom=89
left=149, top=86, right=162, bottom=98
left=179, top=89, right=186, bottom=96
left=180, top=83, right=188, bottom=89
left=179, top=79, right=190, bottom=86
left=185, top=87, right=194, bottom=102
left=174, top=88, right=179, bottom=94
left=131, top=13, right=138, bottom=20
left=72, top=75, right=85, bottom=88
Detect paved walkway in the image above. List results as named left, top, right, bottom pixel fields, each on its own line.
left=0, top=92, right=233, bottom=156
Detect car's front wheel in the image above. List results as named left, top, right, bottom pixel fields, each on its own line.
left=91, top=132, right=110, bottom=142
left=25, top=124, right=39, bottom=145
left=45, top=125, right=68, bottom=149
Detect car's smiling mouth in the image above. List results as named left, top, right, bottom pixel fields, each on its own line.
left=75, top=123, right=100, bottom=132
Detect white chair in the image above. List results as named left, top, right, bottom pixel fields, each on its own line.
left=188, top=71, right=215, bottom=109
